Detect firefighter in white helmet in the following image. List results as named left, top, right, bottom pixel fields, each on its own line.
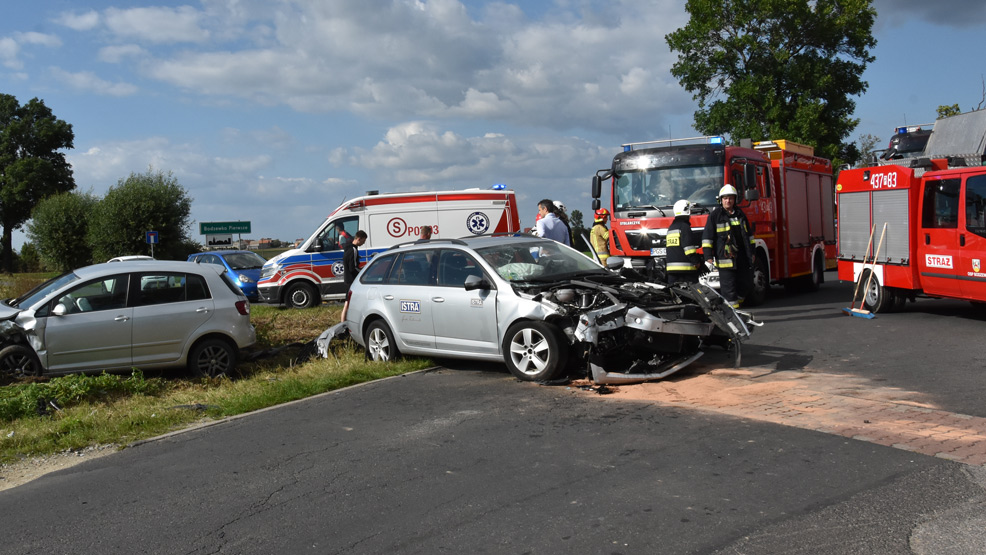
left=665, top=200, right=702, bottom=285
left=702, top=184, right=755, bottom=307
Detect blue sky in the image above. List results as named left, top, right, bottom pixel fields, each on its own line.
left=3, top=0, right=986, bottom=251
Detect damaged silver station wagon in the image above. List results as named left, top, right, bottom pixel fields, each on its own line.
left=322, top=235, right=759, bottom=384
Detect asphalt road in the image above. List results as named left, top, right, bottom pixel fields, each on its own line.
left=3, top=274, right=986, bottom=554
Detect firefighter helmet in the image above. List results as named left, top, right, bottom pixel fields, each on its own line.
left=673, top=200, right=691, bottom=217
left=718, top=184, right=739, bottom=199
left=594, top=208, right=610, bottom=221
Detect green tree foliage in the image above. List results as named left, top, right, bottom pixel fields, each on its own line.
left=666, top=0, right=876, bottom=164
left=856, top=133, right=882, bottom=166
left=27, top=191, right=98, bottom=271
left=88, top=169, right=196, bottom=262
left=0, top=95, right=75, bottom=272
left=937, top=104, right=961, bottom=118
left=16, top=242, right=43, bottom=272
left=569, top=208, right=589, bottom=252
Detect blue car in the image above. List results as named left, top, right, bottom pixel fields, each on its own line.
left=188, top=250, right=267, bottom=301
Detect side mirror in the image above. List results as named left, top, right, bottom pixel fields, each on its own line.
left=745, top=188, right=760, bottom=201
left=464, top=274, right=490, bottom=291
left=591, top=198, right=601, bottom=211
left=605, top=256, right=624, bottom=270
left=591, top=175, right=602, bottom=199
left=52, top=303, right=68, bottom=316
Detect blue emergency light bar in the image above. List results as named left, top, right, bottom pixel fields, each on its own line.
left=492, top=183, right=506, bottom=190
left=622, top=135, right=726, bottom=152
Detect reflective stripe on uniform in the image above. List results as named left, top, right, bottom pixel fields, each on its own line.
left=667, top=262, right=698, bottom=272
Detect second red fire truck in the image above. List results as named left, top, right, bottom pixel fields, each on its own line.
left=590, top=136, right=835, bottom=305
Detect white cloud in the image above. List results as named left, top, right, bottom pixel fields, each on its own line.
left=50, top=68, right=138, bottom=97
left=104, top=6, right=209, bottom=44
left=0, top=37, right=19, bottom=69
left=54, top=10, right=100, bottom=31
left=0, top=32, right=62, bottom=70
left=98, top=45, right=147, bottom=63
left=14, top=32, right=62, bottom=48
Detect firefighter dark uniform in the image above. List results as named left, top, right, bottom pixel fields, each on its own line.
left=666, top=200, right=701, bottom=285
left=590, top=208, right=610, bottom=264
left=702, top=186, right=755, bottom=307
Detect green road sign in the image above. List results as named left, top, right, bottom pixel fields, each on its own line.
left=200, top=221, right=251, bottom=235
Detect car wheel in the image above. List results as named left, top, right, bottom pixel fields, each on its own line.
left=860, top=269, right=892, bottom=313
left=502, top=320, right=567, bottom=382
left=806, top=251, right=824, bottom=292
left=189, top=339, right=236, bottom=378
left=285, top=281, right=319, bottom=309
left=0, top=345, right=41, bottom=377
left=746, top=254, right=769, bottom=306
left=365, top=320, right=399, bottom=362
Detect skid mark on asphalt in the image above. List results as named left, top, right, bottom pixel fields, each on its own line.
left=595, top=368, right=986, bottom=466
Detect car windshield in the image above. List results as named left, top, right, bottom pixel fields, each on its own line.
left=223, top=252, right=267, bottom=270
left=475, top=240, right=605, bottom=283
left=9, top=272, right=80, bottom=309
left=615, top=164, right=724, bottom=210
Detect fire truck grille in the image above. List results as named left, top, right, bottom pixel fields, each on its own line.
left=624, top=230, right=665, bottom=251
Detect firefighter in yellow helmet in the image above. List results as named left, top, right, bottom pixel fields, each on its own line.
left=665, top=200, right=702, bottom=285
left=590, top=208, right=610, bottom=264
left=702, top=184, right=755, bottom=307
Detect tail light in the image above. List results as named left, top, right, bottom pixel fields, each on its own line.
left=346, top=290, right=353, bottom=302
left=235, top=300, right=250, bottom=315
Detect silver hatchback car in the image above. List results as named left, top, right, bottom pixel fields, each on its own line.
left=341, top=235, right=755, bottom=384
left=0, top=260, right=256, bottom=378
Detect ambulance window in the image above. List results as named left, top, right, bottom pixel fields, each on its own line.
left=318, top=216, right=359, bottom=251
left=360, top=254, right=396, bottom=284
left=966, top=174, right=986, bottom=238
left=922, top=178, right=960, bottom=229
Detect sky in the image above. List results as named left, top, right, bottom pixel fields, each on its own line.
left=2, top=0, right=986, bottom=252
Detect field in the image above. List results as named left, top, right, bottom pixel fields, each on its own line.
left=0, top=301, right=433, bottom=464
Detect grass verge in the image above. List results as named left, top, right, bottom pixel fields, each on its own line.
left=0, top=304, right=433, bottom=464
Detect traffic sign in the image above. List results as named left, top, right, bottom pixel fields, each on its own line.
left=200, top=221, right=251, bottom=235
left=146, top=231, right=159, bottom=244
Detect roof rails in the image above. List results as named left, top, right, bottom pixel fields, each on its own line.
left=386, top=238, right=468, bottom=251
left=621, top=136, right=724, bottom=152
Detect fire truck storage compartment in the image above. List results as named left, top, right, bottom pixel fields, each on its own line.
left=837, top=189, right=911, bottom=264
left=785, top=170, right=810, bottom=247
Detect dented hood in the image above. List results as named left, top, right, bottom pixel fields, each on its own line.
left=0, top=302, right=21, bottom=321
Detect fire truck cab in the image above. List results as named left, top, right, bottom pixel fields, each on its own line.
left=591, top=136, right=835, bottom=305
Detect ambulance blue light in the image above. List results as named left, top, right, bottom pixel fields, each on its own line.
left=708, top=136, right=724, bottom=145
left=896, top=127, right=907, bottom=134
left=624, top=145, right=632, bottom=152
left=492, top=183, right=506, bottom=190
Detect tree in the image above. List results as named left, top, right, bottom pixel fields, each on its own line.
left=0, top=95, right=76, bottom=272
left=88, top=169, right=196, bottom=262
left=937, top=104, right=961, bottom=119
left=856, top=133, right=882, bottom=166
left=27, top=190, right=99, bottom=271
left=666, top=0, right=876, bottom=165
left=16, top=242, right=44, bottom=273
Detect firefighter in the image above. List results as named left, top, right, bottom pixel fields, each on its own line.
left=590, top=208, right=610, bottom=264
left=666, top=200, right=702, bottom=285
left=702, top=185, right=755, bottom=307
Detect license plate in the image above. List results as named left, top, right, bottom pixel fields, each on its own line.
left=650, top=248, right=666, bottom=256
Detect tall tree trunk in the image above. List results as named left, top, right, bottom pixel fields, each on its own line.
left=2, top=226, right=13, bottom=273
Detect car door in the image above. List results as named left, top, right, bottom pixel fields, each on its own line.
left=313, top=215, right=360, bottom=298
left=431, top=249, right=499, bottom=354
left=378, top=250, right=436, bottom=350
left=41, top=274, right=133, bottom=372
left=131, top=271, right=215, bottom=365
left=959, top=173, right=986, bottom=299
left=917, top=177, right=965, bottom=298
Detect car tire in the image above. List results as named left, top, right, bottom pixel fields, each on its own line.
left=285, top=281, right=319, bottom=309
left=502, top=320, right=567, bottom=382
left=746, top=254, right=769, bottom=306
left=0, top=345, right=42, bottom=377
left=860, top=269, right=892, bottom=313
left=806, top=251, right=824, bottom=292
left=365, top=320, right=399, bottom=362
left=188, top=338, right=236, bottom=378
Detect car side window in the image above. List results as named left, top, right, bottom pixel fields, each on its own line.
left=317, top=216, right=359, bottom=251
left=133, top=272, right=209, bottom=306
left=437, top=250, right=485, bottom=287
left=53, top=274, right=129, bottom=315
left=360, top=254, right=396, bottom=284
left=394, top=251, right=434, bottom=286
left=966, top=174, right=986, bottom=239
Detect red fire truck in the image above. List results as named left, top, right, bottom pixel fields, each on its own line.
left=590, top=136, right=835, bottom=304
left=836, top=155, right=986, bottom=312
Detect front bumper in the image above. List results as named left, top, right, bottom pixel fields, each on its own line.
left=258, top=283, right=282, bottom=304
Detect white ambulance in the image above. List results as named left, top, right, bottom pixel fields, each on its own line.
left=258, top=188, right=522, bottom=308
